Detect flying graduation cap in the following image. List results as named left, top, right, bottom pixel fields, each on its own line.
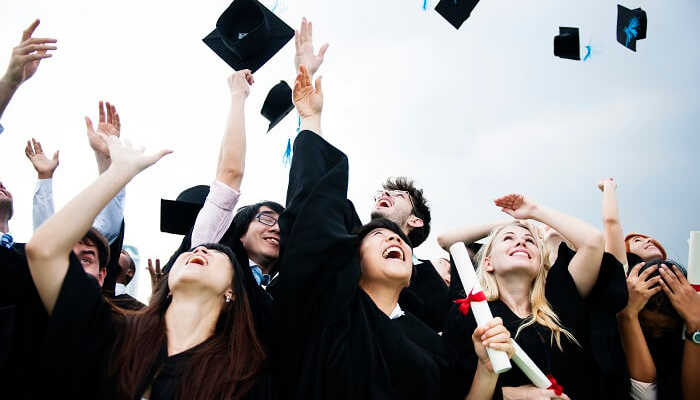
left=554, top=27, right=580, bottom=61
left=203, top=0, right=294, bottom=72
left=616, top=5, right=647, bottom=51
left=261, top=80, right=294, bottom=132
left=435, top=0, right=480, bottom=30
left=160, top=185, right=210, bottom=235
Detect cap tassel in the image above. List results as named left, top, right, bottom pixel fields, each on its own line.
left=282, top=138, right=292, bottom=165
left=583, top=45, right=592, bottom=61
left=624, top=17, right=640, bottom=47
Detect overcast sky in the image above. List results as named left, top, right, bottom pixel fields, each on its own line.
left=1, top=0, right=698, bottom=302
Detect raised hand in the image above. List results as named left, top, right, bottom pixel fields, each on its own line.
left=227, top=69, right=254, bottom=99
left=494, top=194, right=539, bottom=220
left=472, top=317, right=514, bottom=373
left=99, top=133, right=172, bottom=177
left=597, top=177, right=616, bottom=192
left=25, top=138, right=59, bottom=179
left=658, top=264, right=700, bottom=329
left=622, top=262, right=661, bottom=316
left=86, top=101, right=121, bottom=157
left=3, top=19, right=56, bottom=88
left=293, top=65, right=323, bottom=119
left=147, top=258, right=163, bottom=294
left=294, top=18, right=329, bottom=77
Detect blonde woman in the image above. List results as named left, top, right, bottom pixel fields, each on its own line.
left=442, top=194, right=605, bottom=399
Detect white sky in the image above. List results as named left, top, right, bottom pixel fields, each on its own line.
left=1, top=0, right=698, bottom=302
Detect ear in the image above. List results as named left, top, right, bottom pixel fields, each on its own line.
left=225, top=288, right=235, bottom=301
left=127, top=269, right=135, bottom=279
left=407, top=216, right=424, bottom=229
left=483, top=256, right=495, bottom=273
left=98, top=267, right=107, bottom=286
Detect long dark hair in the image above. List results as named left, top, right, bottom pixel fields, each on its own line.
left=110, top=243, right=265, bottom=400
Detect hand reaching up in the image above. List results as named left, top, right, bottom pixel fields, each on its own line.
left=3, top=19, right=56, bottom=88
left=227, top=69, right=254, bottom=99
left=147, top=258, right=163, bottom=294
left=86, top=100, right=121, bottom=158
left=294, top=18, right=329, bottom=77
left=597, top=178, right=616, bottom=192
left=494, top=194, right=539, bottom=220
left=96, top=132, right=171, bottom=178
left=293, top=65, right=323, bottom=119
left=25, top=138, right=59, bottom=179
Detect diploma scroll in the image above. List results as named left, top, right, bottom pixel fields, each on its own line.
left=688, top=231, right=700, bottom=287
left=449, top=243, right=512, bottom=374
left=511, top=341, right=552, bottom=389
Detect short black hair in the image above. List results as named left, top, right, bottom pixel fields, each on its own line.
left=382, top=177, right=431, bottom=247
left=632, top=259, right=687, bottom=324
left=120, top=249, right=136, bottom=273
left=228, top=201, right=285, bottom=240
left=356, top=218, right=413, bottom=249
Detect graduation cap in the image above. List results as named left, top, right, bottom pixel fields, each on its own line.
left=160, top=185, right=210, bottom=235
left=554, top=27, right=580, bottom=61
left=203, top=0, right=294, bottom=72
left=261, top=80, right=294, bottom=132
left=617, top=5, right=647, bottom=51
left=435, top=0, right=480, bottom=30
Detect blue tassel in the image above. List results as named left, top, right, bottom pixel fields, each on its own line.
left=422, top=0, right=428, bottom=10
left=271, top=0, right=279, bottom=11
left=296, top=114, right=301, bottom=133
left=583, top=45, right=592, bottom=61
left=624, top=17, right=639, bottom=47
left=282, top=138, right=292, bottom=165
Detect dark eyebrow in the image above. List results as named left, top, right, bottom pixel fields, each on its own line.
left=80, top=250, right=97, bottom=257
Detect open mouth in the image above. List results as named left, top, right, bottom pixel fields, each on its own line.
left=376, top=198, right=393, bottom=208
left=263, top=237, right=280, bottom=246
left=186, top=255, right=207, bottom=266
left=382, top=245, right=405, bottom=261
left=509, top=249, right=531, bottom=259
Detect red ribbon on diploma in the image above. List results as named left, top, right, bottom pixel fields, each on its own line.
left=546, top=374, right=563, bottom=396
left=454, top=289, right=487, bottom=315
left=692, top=284, right=700, bottom=292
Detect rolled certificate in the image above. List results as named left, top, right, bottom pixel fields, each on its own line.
left=449, top=242, right=512, bottom=374
left=511, top=341, right=552, bottom=388
left=688, top=231, right=700, bottom=287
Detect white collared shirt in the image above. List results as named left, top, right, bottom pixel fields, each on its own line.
left=115, top=283, right=128, bottom=296
left=389, top=303, right=405, bottom=320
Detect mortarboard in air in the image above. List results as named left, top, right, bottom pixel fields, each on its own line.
left=160, top=185, right=210, bottom=235
left=435, top=0, right=480, bottom=30
left=616, top=5, right=647, bottom=51
left=261, top=80, right=294, bottom=132
left=203, top=0, right=294, bottom=72
left=554, top=27, right=580, bottom=61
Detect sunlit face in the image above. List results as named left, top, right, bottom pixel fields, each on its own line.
left=434, top=257, right=451, bottom=286
left=0, top=180, right=13, bottom=219
left=72, top=237, right=105, bottom=286
left=240, top=206, right=280, bottom=267
left=168, top=246, right=234, bottom=298
left=371, top=190, right=414, bottom=228
left=359, top=228, right=413, bottom=288
left=484, top=225, right=541, bottom=279
left=628, top=236, right=664, bottom=261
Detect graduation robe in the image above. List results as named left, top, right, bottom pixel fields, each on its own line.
left=273, top=130, right=460, bottom=400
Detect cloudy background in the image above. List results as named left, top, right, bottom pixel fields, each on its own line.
left=1, top=0, right=698, bottom=302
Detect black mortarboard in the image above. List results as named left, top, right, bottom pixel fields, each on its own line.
left=435, top=0, right=480, bottom=30
left=616, top=5, right=647, bottom=52
left=160, top=185, right=210, bottom=235
left=554, top=27, right=580, bottom=61
left=203, top=0, right=294, bottom=72
left=261, top=80, right=294, bottom=132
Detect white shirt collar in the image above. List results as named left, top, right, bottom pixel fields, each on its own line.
left=389, top=303, right=405, bottom=320
left=115, top=283, right=128, bottom=296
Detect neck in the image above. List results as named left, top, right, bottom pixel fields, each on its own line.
left=359, top=279, right=402, bottom=317
left=165, top=290, right=223, bottom=356
left=494, top=273, right=532, bottom=318
left=0, top=215, right=9, bottom=233
left=250, top=254, right=273, bottom=274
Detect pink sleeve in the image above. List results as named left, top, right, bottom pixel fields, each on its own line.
left=191, top=180, right=240, bottom=248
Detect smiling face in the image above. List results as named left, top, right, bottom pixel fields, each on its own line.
left=240, top=206, right=280, bottom=268
left=371, top=190, right=415, bottom=227
left=628, top=235, right=664, bottom=261
left=483, top=225, right=541, bottom=280
left=359, top=227, right=413, bottom=289
left=168, top=246, right=233, bottom=298
left=0, top=180, right=14, bottom=221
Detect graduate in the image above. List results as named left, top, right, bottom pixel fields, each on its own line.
left=272, top=64, right=513, bottom=400
left=24, top=129, right=272, bottom=399
left=440, top=195, right=607, bottom=399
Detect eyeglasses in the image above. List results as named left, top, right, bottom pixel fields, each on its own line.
left=373, top=190, right=415, bottom=209
left=255, top=212, right=278, bottom=227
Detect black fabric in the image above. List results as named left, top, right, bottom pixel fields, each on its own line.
left=444, top=243, right=587, bottom=399
left=645, top=331, right=684, bottom=400
left=399, top=259, right=451, bottom=332
left=111, top=293, right=146, bottom=311
left=102, top=219, right=125, bottom=294
left=434, top=0, right=480, bottom=30
left=0, top=243, right=50, bottom=399
left=274, top=130, right=455, bottom=400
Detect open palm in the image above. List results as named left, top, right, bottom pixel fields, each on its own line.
left=293, top=65, right=323, bottom=118
left=494, top=194, right=538, bottom=220
left=25, top=138, right=58, bottom=178
left=86, top=101, right=121, bottom=156
left=294, top=18, right=329, bottom=76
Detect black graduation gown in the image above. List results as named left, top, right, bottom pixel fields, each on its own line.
left=273, top=130, right=455, bottom=400
left=444, top=243, right=588, bottom=399
left=399, top=259, right=451, bottom=332
left=110, top=293, right=146, bottom=310
left=35, top=252, right=272, bottom=400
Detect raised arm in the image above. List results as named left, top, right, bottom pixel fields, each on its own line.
left=495, top=194, right=604, bottom=297
left=25, top=134, right=171, bottom=314
left=437, top=220, right=511, bottom=251
left=0, top=20, right=56, bottom=124
left=294, top=17, right=329, bottom=78
left=25, top=138, right=59, bottom=230
left=598, top=178, right=627, bottom=268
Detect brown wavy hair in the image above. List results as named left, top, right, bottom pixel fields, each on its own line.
left=109, top=243, right=265, bottom=400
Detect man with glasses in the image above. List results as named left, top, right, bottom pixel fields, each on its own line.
left=371, top=177, right=450, bottom=332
